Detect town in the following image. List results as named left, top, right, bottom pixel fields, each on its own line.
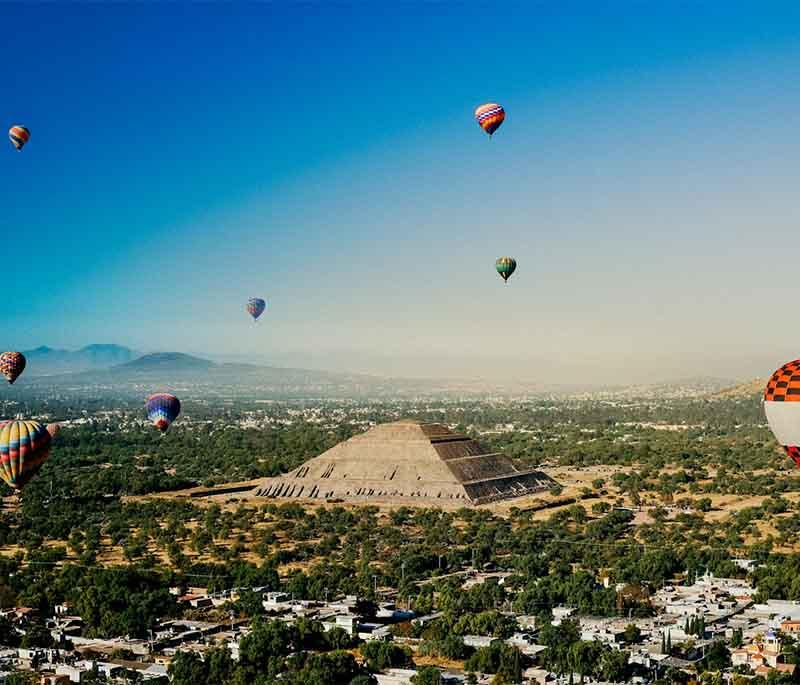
left=0, top=563, right=798, bottom=684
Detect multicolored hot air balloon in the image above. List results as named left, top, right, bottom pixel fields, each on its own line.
left=764, top=359, right=800, bottom=467
left=0, top=420, right=58, bottom=490
left=247, top=298, right=267, bottom=321
left=495, top=257, right=517, bottom=283
left=0, top=352, right=26, bottom=385
left=145, top=393, right=181, bottom=433
left=474, top=103, right=505, bottom=137
left=8, top=126, right=30, bottom=151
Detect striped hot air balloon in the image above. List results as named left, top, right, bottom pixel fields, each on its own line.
left=247, top=298, right=267, bottom=321
left=145, top=393, right=181, bottom=433
left=0, top=352, right=26, bottom=385
left=764, top=359, right=800, bottom=467
left=0, top=420, right=58, bottom=490
left=495, top=256, right=517, bottom=284
left=474, top=103, right=505, bottom=137
left=8, top=126, right=30, bottom=151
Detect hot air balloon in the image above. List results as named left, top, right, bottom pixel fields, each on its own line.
left=8, top=126, right=30, bottom=151
left=0, top=420, right=58, bottom=490
left=145, top=393, right=181, bottom=433
left=764, top=359, right=800, bottom=466
left=496, top=257, right=517, bottom=283
left=247, top=298, right=267, bottom=321
left=0, top=352, right=26, bottom=385
left=474, top=103, right=505, bottom=137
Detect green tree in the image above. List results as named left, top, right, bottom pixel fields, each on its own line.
left=624, top=624, right=642, bottom=644
left=20, top=622, right=53, bottom=648
left=598, top=648, right=629, bottom=682
left=168, top=652, right=207, bottom=685
left=360, top=641, right=413, bottom=672
left=702, top=641, right=730, bottom=672
left=411, top=667, right=442, bottom=685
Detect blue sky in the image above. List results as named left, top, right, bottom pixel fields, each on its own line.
left=3, top=2, right=800, bottom=383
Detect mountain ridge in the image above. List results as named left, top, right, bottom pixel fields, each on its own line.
left=22, top=344, right=137, bottom=375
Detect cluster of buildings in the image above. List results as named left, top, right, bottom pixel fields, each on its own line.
left=1, top=570, right=799, bottom=685
left=526, top=572, right=800, bottom=685
left=0, top=572, right=800, bottom=685
left=0, top=586, right=419, bottom=684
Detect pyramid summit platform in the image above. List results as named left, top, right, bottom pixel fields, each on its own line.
left=255, top=420, right=557, bottom=506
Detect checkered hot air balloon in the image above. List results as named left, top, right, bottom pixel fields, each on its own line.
left=8, top=125, right=30, bottom=151
left=0, top=352, right=26, bottom=385
left=764, top=359, right=800, bottom=467
left=495, top=256, right=517, bottom=284
left=474, top=103, right=505, bottom=137
left=0, top=420, right=58, bottom=490
left=247, top=297, right=267, bottom=321
left=145, top=393, right=181, bottom=433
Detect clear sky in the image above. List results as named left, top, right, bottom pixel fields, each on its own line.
left=3, top=2, right=800, bottom=384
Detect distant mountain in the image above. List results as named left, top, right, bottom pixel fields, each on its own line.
left=88, top=352, right=371, bottom=388
left=22, top=344, right=136, bottom=376
left=119, top=352, right=214, bottom=372
left=20, top=349, right=459, bottom=399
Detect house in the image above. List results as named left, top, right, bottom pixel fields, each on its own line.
left=580, top=625, right=627, bottom=645
left=18, top=647, right=46, bottom=669
left=755, top=663, right=797, bottom=677
left=329, top=614, right=357, bottom=635
left=551, top=606, right=575, bottom=625
left=411, top=611, right=443, bottom=627
left=39, top=675, right=71, bottom=685
left=54, top=663, right=85, bottom=683
left=141, top=663, right=169, bottom=681
left=506, top=634, right=547, bottom=658
left=263, top=592, right=292, bottom=610
left=733, top=559, right=759, bottom=573
left=748, top=600, right=800, bottom=621
left=731, top=630, right=791, bottom=672
left=781, top=619, right=800, bottom=634
left=462, top=635, right=497, bottom=649
left=524, top=667, right=556, bottom=685
left=176, top=594, right=213, bottom=609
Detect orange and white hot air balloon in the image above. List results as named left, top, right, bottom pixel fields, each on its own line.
left=764, top=358, right=800, bottom=466
left=474, top=103, right=505, bottom=137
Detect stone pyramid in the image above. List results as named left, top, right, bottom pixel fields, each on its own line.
left=255, top=420, right=557, bottom=505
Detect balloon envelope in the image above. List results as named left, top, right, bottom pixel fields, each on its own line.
left=474, top=103, right=505, bottom=136
left=0, top=420, right=57, bottom=490
left=145, top=393, right=181, bottom=433
left=495, top=256, right=517, bottom=283
left=247, top=298, right=267, bottom=321
left=765, top=359, right=800, bottom=466
left=0, top=352, right=26, bottom=384
left=8, top=125, right=30, bottom=151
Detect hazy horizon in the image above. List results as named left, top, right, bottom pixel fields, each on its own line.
left=4, top=3, right=800, bottom=386
left=3, top=340, right=784, bottom=387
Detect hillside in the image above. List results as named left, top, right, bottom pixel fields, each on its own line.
left=710, top=378, right=765, bottom=400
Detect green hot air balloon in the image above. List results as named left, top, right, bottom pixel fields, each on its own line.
left=496, top=257, right=517, bottom=284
